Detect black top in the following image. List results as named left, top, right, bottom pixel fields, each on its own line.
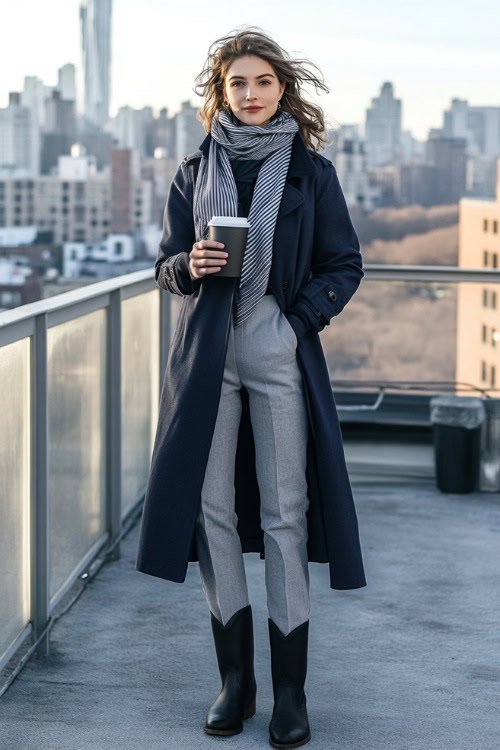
left=229, top=156, right=267, bottom=217
left=229, top=156, right=274, bottom=295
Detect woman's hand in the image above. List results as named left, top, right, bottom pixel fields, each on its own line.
left=189, top=240, right=228, bottom=279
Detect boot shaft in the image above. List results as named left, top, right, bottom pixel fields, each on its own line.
left=268, top=618, right=309, bottom=700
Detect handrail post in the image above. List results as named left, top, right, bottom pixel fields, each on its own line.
left=31, top=312, right=50, bottom=656
left=106, top=289, right=122, bottom=560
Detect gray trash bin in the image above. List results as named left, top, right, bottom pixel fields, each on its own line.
left=430, top=396, right=486, bottom=493
left=479, top=398, right=500, bottom=492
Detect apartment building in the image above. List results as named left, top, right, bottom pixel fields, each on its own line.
left=0, top=165, right=152, bottom=244
left=456, top=160, right=500, bottom=392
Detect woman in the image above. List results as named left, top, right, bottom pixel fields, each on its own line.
left=136, top=26, right=366, bottom=749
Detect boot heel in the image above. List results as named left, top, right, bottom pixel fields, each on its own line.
left=243, top=694, right=256, bottom=719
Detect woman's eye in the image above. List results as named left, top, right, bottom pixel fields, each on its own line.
left=231, top=81, right=270, bottom=86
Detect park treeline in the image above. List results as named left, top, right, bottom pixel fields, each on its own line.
left=351, top=204, right=458, bottom=245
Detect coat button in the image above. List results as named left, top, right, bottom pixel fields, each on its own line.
left=328, top=289, right=337, bottom=300
left=283, top=281, right=289, bottom=289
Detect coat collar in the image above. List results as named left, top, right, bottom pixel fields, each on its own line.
left=198, top=129, right=316, bottom=178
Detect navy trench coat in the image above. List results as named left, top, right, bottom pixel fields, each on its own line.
left=135, top=129, right=367, bottom=591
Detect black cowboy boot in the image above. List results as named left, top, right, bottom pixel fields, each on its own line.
left=268, top=618, right=311, bottom=749
left=204, top=604, right=257, bottom=736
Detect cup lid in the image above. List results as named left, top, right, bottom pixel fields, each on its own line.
left=208, top=216, right=250, bottom=228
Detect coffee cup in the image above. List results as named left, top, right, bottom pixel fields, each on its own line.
left=208, top=216, right=250, bottom=278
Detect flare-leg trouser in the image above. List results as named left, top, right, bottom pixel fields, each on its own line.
left=194, top=292, right=311, bottom=637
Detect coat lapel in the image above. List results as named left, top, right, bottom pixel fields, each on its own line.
left=198, top=129, right=315, bottom=220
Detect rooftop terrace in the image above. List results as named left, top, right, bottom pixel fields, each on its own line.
left=1, top=264, right=499, bottom=748
left=1, top=478, right=499, bottom=749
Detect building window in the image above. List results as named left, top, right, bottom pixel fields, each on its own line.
left=481, top=360, right=486, bottom=381
left=114, top=241, right=123, bottom=255
left=1, top=290, right=22, bottom=305
left=482, top=324, right=487, bottom=343
left=493, top=253, right=498, bottom=269
left=483, top=250, right=489, bottom=267
left=492, top=365, right=496, bottom=387
left=483, top=218, right=488, bottom=231
left=492, top=328, right=497, bottom=348
left=493, top=220, right=498, bottom=234
left=492, top=291, right=497, bottom=309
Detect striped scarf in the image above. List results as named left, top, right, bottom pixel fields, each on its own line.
left=193, top=106, right=299, bottom=327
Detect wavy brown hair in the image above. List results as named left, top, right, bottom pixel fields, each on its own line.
left=193, top=25, right=331, bottom=152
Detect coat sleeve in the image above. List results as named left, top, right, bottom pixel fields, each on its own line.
left=285, top=161, right=364, bottom=338
left=154, top=159, right=203, bottom=296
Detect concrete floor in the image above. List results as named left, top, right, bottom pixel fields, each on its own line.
left=1, top=478, right=499, bottom=750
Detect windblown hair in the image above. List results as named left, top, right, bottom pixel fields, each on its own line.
left=193, top=25, right=331, bottom=152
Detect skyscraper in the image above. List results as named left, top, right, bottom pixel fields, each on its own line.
left=79, top=0, right=112, bottom=129
left=365, top=82, right=402, bottom=167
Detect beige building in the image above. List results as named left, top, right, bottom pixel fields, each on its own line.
left=0, top=147, right=153, bottom=244
left=456, top=160, right=500, bottom=393
left=0, top=170, right=152, bottom=244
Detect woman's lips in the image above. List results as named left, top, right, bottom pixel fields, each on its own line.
left=244, top=107, right=263, bottom=112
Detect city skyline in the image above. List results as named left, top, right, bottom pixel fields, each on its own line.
left=2, top=0, right=500, bottom=140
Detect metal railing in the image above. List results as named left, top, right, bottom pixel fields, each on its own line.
left=0, top=268, right=168, bottom=681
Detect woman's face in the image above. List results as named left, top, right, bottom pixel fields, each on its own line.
left=223, top=54, right=285, bottom=128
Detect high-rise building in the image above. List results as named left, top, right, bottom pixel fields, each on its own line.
left=426, top=136, right=467, bottom=205
left=330, top=125, right=376, bottom=211
left=443, top=99, right=500, bottom=198
left=456, top=160, right=500, bottom=393
left=153, top=107, right=175, bottom=160
left=365, top=82, right=402, bottom=166
left=109, top=106, right=155, bottom=158
left=0, top=93, right=36, bottom=176
left=174, top=101, right=206, bottom=163
left=443, top=99, right=500, bottom=158
left=395, top=164, right=437, bottom=207
left=79, top=0, right=112, bottom=129
left=57, top=64, right=77, bottom=103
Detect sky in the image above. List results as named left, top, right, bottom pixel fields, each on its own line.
left=1, top=0, right=499, bottom=141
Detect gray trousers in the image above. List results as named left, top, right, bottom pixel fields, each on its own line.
left=194, top=293, right=311, bottom=637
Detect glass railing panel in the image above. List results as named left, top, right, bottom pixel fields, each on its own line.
left=121, top=290, right=160, bottom=516
left=47, top=309, right=107, bottom=602
left=0, top=338, right=30, bottom=663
